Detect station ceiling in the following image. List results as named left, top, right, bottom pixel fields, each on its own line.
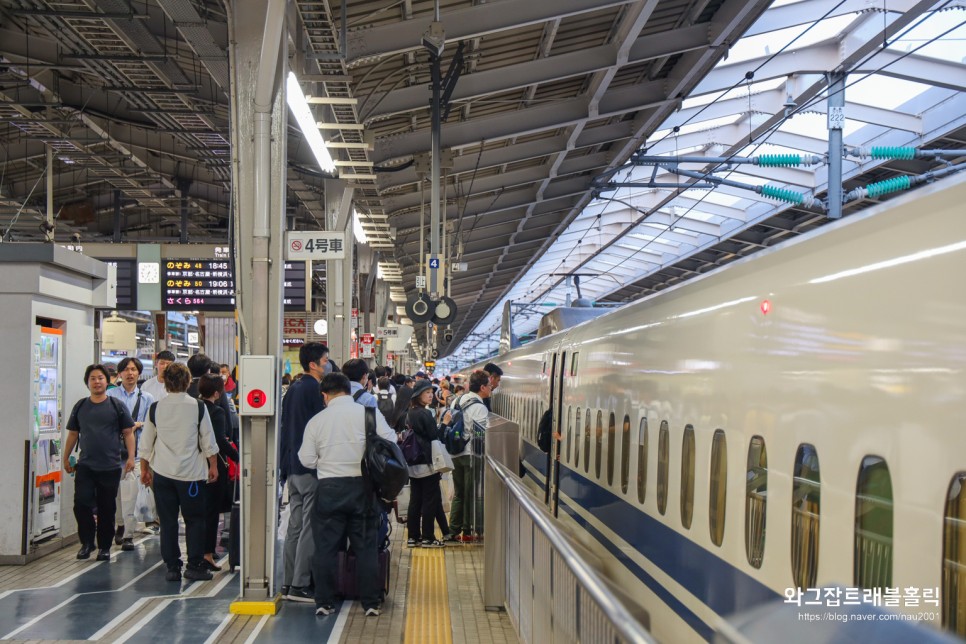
left=1, top=0, right=963, bottom=362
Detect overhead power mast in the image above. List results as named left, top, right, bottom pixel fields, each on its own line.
left=406, top=9, right=463, bottom=351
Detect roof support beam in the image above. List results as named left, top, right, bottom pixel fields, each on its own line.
left=346, top=0, right=637, bottom=64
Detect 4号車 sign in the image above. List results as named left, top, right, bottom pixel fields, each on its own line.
left=286, top=231, right=347, bottom=260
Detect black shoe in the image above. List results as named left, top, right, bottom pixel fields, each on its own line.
left=165, top=567, right=182, bottom=582
left=286, top=586, right=314, bottom=603
left=114, top=525, right=125, bottom=545
left=315, top=605, right=335, bottom=616
left=76, top=544, right=95, bottom=560
left=121, top=538, right=135, bottom=552
left=201, top=559, right=222, bottom=572
left=183, top=565, right=213, bottom=581
left=281, top=585, right=291, bottom=598
left=96, top=549, right=111, bottom=561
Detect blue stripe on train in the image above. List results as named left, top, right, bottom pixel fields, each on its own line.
left=520, top=442, right=781, bottom=639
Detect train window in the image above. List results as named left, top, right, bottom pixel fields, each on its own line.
left=745, top=436, right=768, bottom=569
left=566, top=406, right=573, bottom=464
left=620, top=415, right=631, bottom=494
left=571, top=353, right=579, bottom=377
left=657, top=421, right=669, bottom=515
left=574, top=408, right=582, bottom=468
left=791, top=444, right=821, bottom=590
left=944, top=473, right=966, bottom=637
left=681, top=425, right=695, bottom=530
left=583, top=409, right=592, bottom=475
left=855, top=456, right=893, bottom=589
left=637, top=417, right=648, bottom=504
left=709, top=430, right=727, bottom=547
left=595, top=411, right=604, bottom=481
left=606, top=412, right=617, bottom=487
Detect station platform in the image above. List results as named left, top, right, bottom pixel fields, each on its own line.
left=0, top=523, right=518, bottom=644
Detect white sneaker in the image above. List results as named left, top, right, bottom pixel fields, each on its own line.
left=365, top=607, right=381, bottom=617
left=315, top=605, right=335, bottom=616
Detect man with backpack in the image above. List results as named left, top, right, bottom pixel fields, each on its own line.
left=373, top=377, right=396, bottom=423
left=63, top=364, right=136, bottom=561
left=445, top=369, right=490, bottom=543
left=299, top=373, right=397, bottom=617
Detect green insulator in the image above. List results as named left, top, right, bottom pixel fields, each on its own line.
left=865, top=175, right=911, bottom=198
left=760, top=185, right=805, bottom=204
left=870, top=146, right=916, bottom=160
left=758, top=154, right=802, bottom=167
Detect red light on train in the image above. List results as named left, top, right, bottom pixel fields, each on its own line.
left=760, top=300, right=771, bottom=315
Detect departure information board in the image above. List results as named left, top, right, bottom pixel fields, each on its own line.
left=283, top=261, right=307, bottom=311
left=162, top=259, right=307, bottom=311
left=101, top=259, right=136, bottom=310
left=162, top=260, right=235, bottom=311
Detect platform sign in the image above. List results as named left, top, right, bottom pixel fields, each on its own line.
left=162, top=260, right=235, bottom=311
left=376, top=326, right=398, bottom=339
left=286, top=231, right=346, bottom=260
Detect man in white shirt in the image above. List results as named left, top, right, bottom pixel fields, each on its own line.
left=298, top=373, right=397, bottom=618
left=140, top=350, right=174, bottom=402
left=107, top=357, right=155, bottom=551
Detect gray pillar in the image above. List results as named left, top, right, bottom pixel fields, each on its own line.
left=827, top=71, right=846, bottom=219
left=229, top=0, right=286, bottom=599
left=324, top=179, right=354, bottom=365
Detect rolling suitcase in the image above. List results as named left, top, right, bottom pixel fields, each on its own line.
left=228, top=501, right=240, bottom=572
left=337, top=549, right=390, bottom=599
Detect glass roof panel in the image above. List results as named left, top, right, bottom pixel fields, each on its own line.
left=440, top=2, right=966, bottom=370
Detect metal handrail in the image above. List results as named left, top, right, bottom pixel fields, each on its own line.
left=486, top=455, right=655, bottom=644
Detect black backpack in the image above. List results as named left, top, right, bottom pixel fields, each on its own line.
left=362, top=407, right=409, bottom=503
left=376, top=390, right=395, bottom=422
left=442, top=398, right=483, bottom=455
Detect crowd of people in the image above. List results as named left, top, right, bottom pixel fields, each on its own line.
left=64, top=345, right=503, bottom=618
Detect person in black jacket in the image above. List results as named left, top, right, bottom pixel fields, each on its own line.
left=187, top=353, right=236, bottom=437
left=278, top=343, right=328, bottom=602
left=199, top=374, right=238, bottom=571
left=405, top=380, right=448, bottom=548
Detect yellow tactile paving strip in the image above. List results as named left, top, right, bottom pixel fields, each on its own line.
left=404, top=547, right=453, bottom=644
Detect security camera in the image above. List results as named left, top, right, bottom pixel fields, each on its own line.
left=422, top=22, right=445, bottom=58
left=443, top=330, right=454, bottom=343
left=70, top=232, right=81, bottom=243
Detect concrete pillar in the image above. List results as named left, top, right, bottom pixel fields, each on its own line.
left=324, top=179, right=354, bottom=365
left=228, top=0, right=287, bottom=600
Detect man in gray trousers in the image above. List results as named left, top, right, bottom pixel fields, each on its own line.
left=278, top=342, right=328, bottom=602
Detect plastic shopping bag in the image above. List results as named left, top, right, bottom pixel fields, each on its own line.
left=134, top=484, right=156, bottom=523
left=277, top=504, right=291, bottom=541
left=431, top=439, right=454, bottom=474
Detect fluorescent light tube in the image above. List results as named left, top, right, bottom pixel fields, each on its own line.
left=286, top=72, right=336, bottom=174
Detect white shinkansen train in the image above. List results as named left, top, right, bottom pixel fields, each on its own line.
left=461, top=174, right=966, bottom=642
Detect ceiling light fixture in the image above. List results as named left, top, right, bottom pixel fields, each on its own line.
left=286, top=72, right=335, bottom=174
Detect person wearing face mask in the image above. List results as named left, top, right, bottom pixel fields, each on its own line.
left=141, top=350, right=175, bottom=402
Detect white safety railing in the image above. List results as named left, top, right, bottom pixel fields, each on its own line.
left=485, top=455, right=655, bottom=644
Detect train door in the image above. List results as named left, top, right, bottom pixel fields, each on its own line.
left=544, top=352, right=558, bottom=505
left=550, top=350, right=567, bottom=517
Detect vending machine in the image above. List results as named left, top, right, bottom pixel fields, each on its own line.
left=30, top=325, right=63, bottom=542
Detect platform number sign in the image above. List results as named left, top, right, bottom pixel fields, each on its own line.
left=429, top=258, right=440, bottom=269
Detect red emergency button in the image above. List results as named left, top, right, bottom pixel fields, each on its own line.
left=247, top=389, right=267, bottom=408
